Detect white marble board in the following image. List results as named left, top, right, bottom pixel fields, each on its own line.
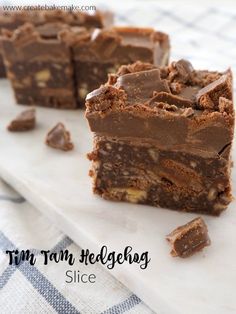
left=0, top=80, right=236, bottom=314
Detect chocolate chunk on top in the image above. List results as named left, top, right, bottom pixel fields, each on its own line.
left=86, top=85, right=126, bottom=112
left=116, top=60, right=156, bottom=76
left=7, top=108, right=36, bottom=132
left=166, top=217, right=211, bottom=258
left=115, top=68, right=170, bottom=103
left=149, top=91, right=194, bottom=108
left=196, top=71, right=232, bottom=110
left=169, top=59, right=194, bottom=84
left=46, top=123, right=74, bottom=151
left=219, top=96, right=234, bottom=115
left=178, top=86, right=201, bottom=101
left=88, top=60, right=232, bottom=113
left=111, top=60, right=200, bottom=107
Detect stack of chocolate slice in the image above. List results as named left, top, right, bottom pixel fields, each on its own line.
left=86, top=60, right=234, bottom=215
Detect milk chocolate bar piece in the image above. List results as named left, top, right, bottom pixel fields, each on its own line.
left=63, top=27, right=170, bottom=106
left=0, top=10, right=113, bottom=77
left=46, top=122, right=74, bottom=151
left=7, top=108, right=36, bottom=131
left=166, top=217, right=211, bottom=258
left=86, top=60, right=234, bottom=215
left=1, top=23, right=77, bottom=108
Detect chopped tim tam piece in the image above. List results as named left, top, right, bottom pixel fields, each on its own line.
left=196, top=71, right=232, bottom=110
left=46, top=122, right=74, bottom=151
left=115, top=69, right=170, bottom=103
left=166, top=217, right=211, bottom=258
left=7, top=108, right=36, bottom=132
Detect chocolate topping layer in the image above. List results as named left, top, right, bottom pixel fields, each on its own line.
left=87, top=60, right=233, bottom=110
left=70, top=26, right=170, bottom=65
left=86, top=60, right=234, bottom=157
left=1, top=23, right=71, bottom=62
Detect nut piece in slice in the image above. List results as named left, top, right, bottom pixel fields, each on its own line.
left=166, top=217, right=210, bottom=258
left=7, top=108, right=36, bottom=132
left=46, top=122, right=74, bottom=151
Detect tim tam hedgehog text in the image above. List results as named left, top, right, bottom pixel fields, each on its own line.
left=5, top=246, right=150, bottom=283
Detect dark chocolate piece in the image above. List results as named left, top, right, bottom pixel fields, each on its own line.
left=86, top=60, right=234, bottom=215
left=115, top=69, right=170, bottom=103
left=46, top=122, right=74, bottom=151
left=7, top=108, right=36, bottom=131
left=169, top=59, right=194, bottom=83
left=166, top=217, right=211, bottom=258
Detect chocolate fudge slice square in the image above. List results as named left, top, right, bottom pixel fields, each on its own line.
left=62, top=26, right=170, bottom=106
left=1, top=23, right=77, bottom=108
left=86, top=60, right=234, bottom=215
left=0, top=10, right=45, bottom=78
left=0, top=9, right=113, bottom=78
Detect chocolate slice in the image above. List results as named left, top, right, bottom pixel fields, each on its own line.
left=85, top=60, right=234, bottom=216
left=7, top=108, right=36, bottom=132
left=166, top=217, right=211, bottom=258
left=45, top=122, right=74, bottom=151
